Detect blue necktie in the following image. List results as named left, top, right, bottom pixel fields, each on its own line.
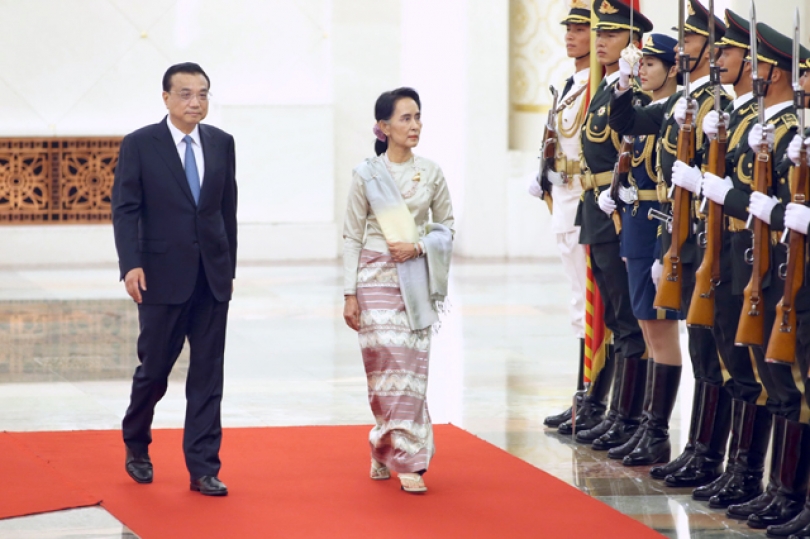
left=183, top=135, right=201, bottom=204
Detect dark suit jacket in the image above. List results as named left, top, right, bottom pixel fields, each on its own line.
left=112, top=117, right=237, bottom=305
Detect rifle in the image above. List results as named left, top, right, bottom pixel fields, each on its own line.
left=538, top=85, right=560, bottom=213
left=736, top=0, right=771, bottom=347
left=687, top=0, right=726, bottom=328
left=765, top=7, right=807, bottom=363
left=654, top=0, right=695, bottom=312
left=609, top=136, right=634, bottom=234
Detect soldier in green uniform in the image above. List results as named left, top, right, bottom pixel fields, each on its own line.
left=701, top=22, right=807, bottom=529
left=606, top=0, right=731, bottom=475
left=689, top=9, right=771, bottom=509
left=561, top=0, right=651, bottom=443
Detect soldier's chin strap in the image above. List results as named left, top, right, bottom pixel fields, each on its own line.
left=576, top=53, right=590, bottom=60
left=763, top=63, right=776, bottom=97
left=733, top=53, right=747, bottom=86
left=691, top=35, right=710, bottom=73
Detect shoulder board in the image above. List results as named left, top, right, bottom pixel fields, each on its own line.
left=691, top=85, right=709, bottom=100
left=772, top=113, right=798, bottom=130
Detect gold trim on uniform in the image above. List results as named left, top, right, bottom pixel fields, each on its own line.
left=631, top=134, right=657, bottom=182
left=720, top=37, right=749, bottom=49
left=598, top=0, right=619, bottom=15
left=685, top=23, right=708, bottom=37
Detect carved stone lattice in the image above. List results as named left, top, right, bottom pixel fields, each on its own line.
left=0, top=137, right=121, bottom=224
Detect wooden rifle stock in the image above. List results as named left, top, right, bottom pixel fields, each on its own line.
left=609, top=137, right=633, bottom=235
left=654, top=114, right=695, bottom=311
left=686, top=125, right=727, bottom=328
left=735, top=147, right=772, bottom=347
left=765, top=151, right=808, bottom=363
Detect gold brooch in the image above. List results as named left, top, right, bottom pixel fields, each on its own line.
left=413, top=171, right=421, bottom=182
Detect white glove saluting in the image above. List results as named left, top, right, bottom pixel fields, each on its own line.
left=598, top=189, right=617, bottom=216
left=747, top=123, right=775, bottom=154
left=748, top=192, right=779, bottom=225
left=702, top=110, right=730, bottom=141
left=618, top=44, right=642, bottom=91
left=702, top=172, right=733, bottom=205
left=671, top=160, right=702, bottom=194
left=787, top=134, right=810, bottom=167
left=784, top=203, right=810, bottom=234
left=673, top=97, right=698, bottom=127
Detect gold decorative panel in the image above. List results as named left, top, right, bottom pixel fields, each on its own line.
left=0, top=137, right=121, bottom=224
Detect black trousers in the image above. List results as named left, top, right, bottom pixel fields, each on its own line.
left=681, top=260, right=725, bottom=388
left=589, top=241, right=646, bottom=360
left=122, top=262, right=230, bottom=479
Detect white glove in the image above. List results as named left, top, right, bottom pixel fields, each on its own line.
left=547, top=170, right=565, bottom=186
left=671, top=161, right=703, bottom=194
left=618, top=57, right=634, bottom=91
left=598, top=189, right=616, bottom=216
left=748, top=192, right=779, bottom=225
left=784, top=203, right=810, bottom=234
left=673, top=97, right=697, bottom=127
left=702, top=172, right=733, bottom=205
left=650, top=260, right=663, bottom=291
left=528, top=175, right=544, bottom=198
left=702, top=110, right=730, bottom=141
left=618, top=185, right=636, bottom=204
left=747, top=123, right=775, bottom=153
left=786, top=135, right=810, bottom=167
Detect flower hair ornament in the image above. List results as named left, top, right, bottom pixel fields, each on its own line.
left=373, top=124, right=387, bottom=142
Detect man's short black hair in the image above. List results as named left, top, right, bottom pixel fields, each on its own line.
left=162, top=62, right=211, bottom=92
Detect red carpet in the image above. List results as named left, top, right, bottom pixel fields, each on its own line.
left=5, top=425, right=663, bottom=538
left=0, top=432, right=99, bottom=519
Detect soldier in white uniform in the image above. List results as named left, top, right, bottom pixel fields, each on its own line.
left=529, top=0, right=591, bottom=429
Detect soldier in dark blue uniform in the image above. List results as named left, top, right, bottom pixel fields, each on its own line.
left=607, top=0, right=732, bottom=475
left=593, top=33, right=680, bottom=458
left=563, top=0, right=651, bottom=446
left=701, top=23, right=808, bottom=529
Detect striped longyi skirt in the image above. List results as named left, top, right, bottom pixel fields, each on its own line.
left=356, top=249, right=434, bottom=473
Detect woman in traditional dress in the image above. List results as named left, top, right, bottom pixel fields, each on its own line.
left=342, top=87, right=454, bottom=494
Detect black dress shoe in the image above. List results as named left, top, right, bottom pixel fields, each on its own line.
left=693, top=471, right=733, bottom=502
left=748, top=495, right=805, bottom=529
left=575, top=411, right=617, bottom=444
left=544, top=405, right=573, bottom=428
left=191, top=476, right=228, bottom=496
left=767, top=508, right=810, bottom=537
left=592, top=417, right=640, bottom=450
left=125, top=447, right=153, bottom=484
left=727, top=489, right=777, bottom=520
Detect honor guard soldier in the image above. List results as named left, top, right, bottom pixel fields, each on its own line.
left=566, top=0, right=650, bottom=443
left=771, top=53, right=810, bottom=539
left=607, top=0, right=731, bottom=475
left=530, top=0, right=593, bottom=432
left=701, top=20, right=807, bottom=529
left=595, top=33, right=680, bottom=458
left=690, top=8, right=771, bottom=509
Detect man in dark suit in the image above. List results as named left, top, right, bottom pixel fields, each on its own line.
left=112, top=62, right=237, bottom=497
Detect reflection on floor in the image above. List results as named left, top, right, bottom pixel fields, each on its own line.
left=0, top=261, right=764, bottom=538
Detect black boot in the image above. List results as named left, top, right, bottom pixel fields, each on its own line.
left=545, top=339, right=585, bottom=427
left=593, top=357, right=646, bottom=450
left=727, top=414, right=786, bottom=520
left=694, top=396, right=744, bottom=501
left=558, top=345, right=613, bottom=435
left=576, top=348, right=621, bottom=444
left=650, top=379, right=703, bottom=480
left=708, top=402, right=772, bottom=508
left=623, top=362, right=681, bottom=467
left=608, top=359, right=654, bottom=460
left=665, top=383, right=732, bottom=487
left=749, top=420, right=810, bottom=529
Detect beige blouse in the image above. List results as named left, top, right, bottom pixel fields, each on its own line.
left=343, top=154, right=455, bottom=295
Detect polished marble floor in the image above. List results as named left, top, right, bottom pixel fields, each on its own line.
left=0, top=260, right=765, bottom=538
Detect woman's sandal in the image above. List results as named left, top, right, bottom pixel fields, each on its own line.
left=398, top=472, right=427, bottom=493
left=370, top=459, right=390, bottom=480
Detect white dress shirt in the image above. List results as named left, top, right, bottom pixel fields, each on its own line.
left=166, top=117, right=205, bottom=186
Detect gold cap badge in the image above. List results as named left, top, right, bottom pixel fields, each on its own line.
left=598, top=0, right=619, bottom=15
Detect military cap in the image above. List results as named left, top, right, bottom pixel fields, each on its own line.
left=755, top=22, right=807, bottom=72
left=642, top=33, right=678, bottom=66
left=717, top=9, right=750, bottom=49
left=561, top=0, right=591, bottom=25
left=592, top=0, right=653, bottom=34
left=672, top=0, right=727, bottom=39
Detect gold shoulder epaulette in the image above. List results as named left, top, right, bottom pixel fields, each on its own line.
left=772, top=113, right=798, bottom=149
